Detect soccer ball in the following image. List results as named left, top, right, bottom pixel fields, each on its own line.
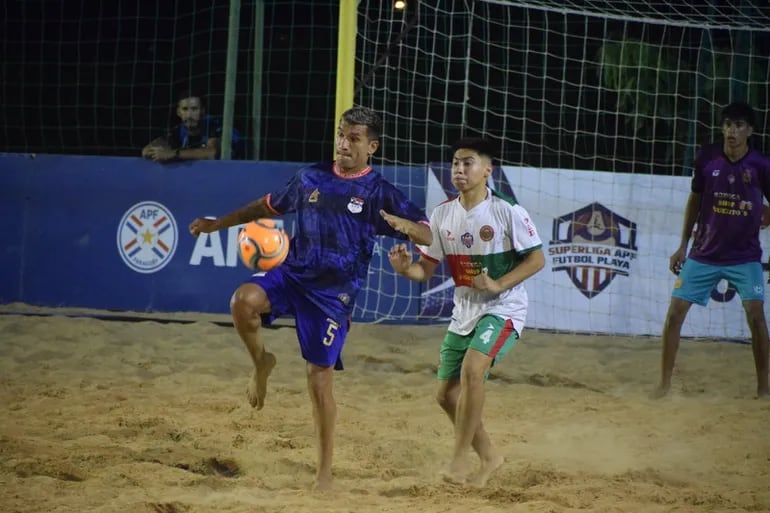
left=237, top=219, right=289, bottom=271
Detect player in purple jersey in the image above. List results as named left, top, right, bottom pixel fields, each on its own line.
left=653, top=102, right=770, bottom=399
left=189, top=106, right=432, bottom=490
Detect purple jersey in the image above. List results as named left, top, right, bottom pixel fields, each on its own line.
left=689, top=143, right=770, bottom=265
left=264, top=161, right=428, bottom=316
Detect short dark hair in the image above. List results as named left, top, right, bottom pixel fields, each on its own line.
left=721, top=102, right=755, bottom=127
left=176, top=90, right=205, bottom=108
left=451, top=137, right=496, bottom=163
left=341, top=106, right=382, bottom=140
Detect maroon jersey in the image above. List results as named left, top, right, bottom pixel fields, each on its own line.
left=689, top=143, right=770, bottom=265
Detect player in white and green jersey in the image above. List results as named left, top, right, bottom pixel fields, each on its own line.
left=387, top=137, right=544, bottom=488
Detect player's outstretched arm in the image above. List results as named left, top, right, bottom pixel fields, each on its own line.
left=379, top=210, right=432, bottom=245
left=387, top=243, right=438, bottom=282
left=189, top=196, right=274, bottom=236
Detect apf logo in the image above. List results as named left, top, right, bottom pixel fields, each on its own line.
left=117, top=201, right=178, bottom=273
left=549, top=202, right=638, bottom=298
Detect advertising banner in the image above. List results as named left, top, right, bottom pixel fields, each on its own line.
left=0, top=154, right=425, bottom=321
left=423, top=164, right=770, bottom=339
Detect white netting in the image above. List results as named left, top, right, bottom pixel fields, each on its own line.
left=353, top=0, right=770, bottom=338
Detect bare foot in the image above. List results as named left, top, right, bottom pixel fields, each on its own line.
left=313, top=474, right=333, bottom=492
left=246, top=351, right=277, bottom=410
left=439, top=461, right=471, bottom=485
left=649, top=383, right=670, bottom=399
left=439, top=471, right=466, bottom=485
left=468, top=455, right=504, bottom=488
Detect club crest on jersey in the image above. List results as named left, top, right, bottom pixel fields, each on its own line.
left=479, top=225, right=494, bottom=241
left=309, top=188, right=320, bottom=203
left=461, top=232, right=474, bottom=248
left=347, top=197, right=364, bottom=214
left=727, top=174, right=735, bottom=184
left=549, top=202, right=638, bottom=299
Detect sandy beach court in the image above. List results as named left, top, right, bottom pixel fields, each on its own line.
left=1, top=309, right=768, bottom=513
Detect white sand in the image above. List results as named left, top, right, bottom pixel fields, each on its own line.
left=0, top=307, right=768, bottom=513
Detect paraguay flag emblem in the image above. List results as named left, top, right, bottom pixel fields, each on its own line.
left=117, top=201, right=178, bottom=273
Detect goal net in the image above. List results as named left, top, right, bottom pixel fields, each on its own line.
left=0, top=0, right=339, bottom=162
left=353, top=0, right=770, bottom=338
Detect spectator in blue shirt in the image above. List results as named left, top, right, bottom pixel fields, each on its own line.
left=142, top=90, right=241, bottom=162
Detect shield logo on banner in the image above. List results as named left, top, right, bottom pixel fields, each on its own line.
left=117, top=201, right=178, bottom=274
left=549, top=202, right=638, bottom=299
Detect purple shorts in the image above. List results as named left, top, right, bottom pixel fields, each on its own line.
left=248, top=268, right=348, bottom=369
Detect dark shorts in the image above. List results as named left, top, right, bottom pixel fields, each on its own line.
left=248, top=268, right=348, bottom=369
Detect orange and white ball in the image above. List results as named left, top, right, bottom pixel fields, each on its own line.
left=237, top=219, right=289, bottom=271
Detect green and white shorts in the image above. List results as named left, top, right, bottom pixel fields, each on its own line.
left=437, top=314, right=520, bottom=381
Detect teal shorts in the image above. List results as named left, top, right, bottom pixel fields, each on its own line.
left=437, top=314, right=520, bottom=381
left=672, top=259, right=765, bottom=306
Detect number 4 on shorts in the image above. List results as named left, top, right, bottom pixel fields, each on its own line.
left=479, top=324, right=495, bottom=345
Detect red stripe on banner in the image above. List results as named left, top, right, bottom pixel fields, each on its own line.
left=153, top=216, right=167, bottom=227
left=489, top=319, right=514, bottom=358
left=130, top=214, right=143, bottom=227
left=156, top=239, right=169, bottom=252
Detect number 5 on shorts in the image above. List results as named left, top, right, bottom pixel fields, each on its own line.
left=323, top=319, right=339, bottom=346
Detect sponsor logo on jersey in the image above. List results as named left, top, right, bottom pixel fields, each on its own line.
left=549, top=202, right=638, bottom=299
left=712, top=169, right=720, bottom=176
left=117, top=201, right=178, bottom=274
left=309, top=188, right=320, bottom=203
left=523, top=217, right=536, bottom=237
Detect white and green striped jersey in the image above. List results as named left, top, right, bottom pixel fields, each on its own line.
left=417, top=188, right=542, bottom=335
